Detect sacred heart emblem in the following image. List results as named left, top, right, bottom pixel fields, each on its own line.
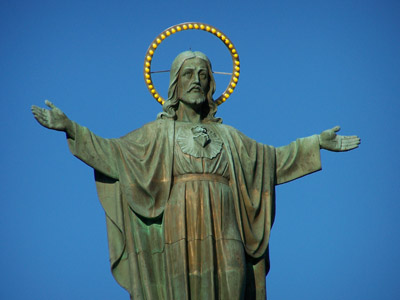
left=176, top=124, right=223, bottom=159
left=192, top=126, right=211, bottom=148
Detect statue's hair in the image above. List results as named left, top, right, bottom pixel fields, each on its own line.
left=157, top=51, right=222, bottom=123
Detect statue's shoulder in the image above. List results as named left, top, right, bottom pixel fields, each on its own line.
left=142, top=119, right=171, bottom=130
left=213, top=123, right=245, bottom=137
left=214, top=123, right=270, bottom=148
left=119, top=119, right=172, bottom=140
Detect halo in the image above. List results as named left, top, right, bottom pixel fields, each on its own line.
left=144, top=22, right=240, bottom=105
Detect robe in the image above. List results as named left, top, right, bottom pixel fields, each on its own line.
left=67, top=119, right=321, bottom=299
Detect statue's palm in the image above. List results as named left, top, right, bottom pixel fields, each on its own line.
left=320, top=126, right=361, bottom=152
left=31, top=100, right=68, bottom=131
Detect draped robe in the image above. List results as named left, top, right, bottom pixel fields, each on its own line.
left=67, top=119, right=321, bottom=299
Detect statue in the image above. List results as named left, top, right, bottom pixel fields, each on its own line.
left=31, top=46, right=360, bottom=300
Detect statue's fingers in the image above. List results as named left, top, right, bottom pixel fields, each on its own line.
left=31, top=107, right=45, bottom=116
left=45, top=100, right=56, bottom=109
left=342, top=135, right=359, bottom=140
left=33, top=112, right=45, bottom=122
left=343, top=137, right=361, bottom=144
left=31, top=105, right=43, bottom=114
left=332, top=125, right=341, bottom=132
left=341, top=141, right=360, bottom=150
left=342, top=138, right=360, bottom=145
left=32, top=110, right=48, bottom=123
left=33, top=113, right=45, bottom=124
left=343, top=142, right=360, bottom=149
left=31, top=109, right=43, bottom=119
left=342, top=144, right=359, bottom=151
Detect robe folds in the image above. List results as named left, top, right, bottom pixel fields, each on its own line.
left=67, top=119, right=321, bottom=299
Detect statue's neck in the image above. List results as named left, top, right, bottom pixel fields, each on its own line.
left=176, top=101, right=203, bottom=123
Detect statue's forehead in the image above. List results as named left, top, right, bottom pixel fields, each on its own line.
left=180, top=57, right=209, bottom=70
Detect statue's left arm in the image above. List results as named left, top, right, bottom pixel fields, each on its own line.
left=319, top=126, right=361, bottom=152
left=275, top=126, right=360, bottom=185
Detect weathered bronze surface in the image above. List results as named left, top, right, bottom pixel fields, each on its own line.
left=31, top=51, right=360, bottom=299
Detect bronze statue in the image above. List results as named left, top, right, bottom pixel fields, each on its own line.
left=31, top=50, right=360, bottom=299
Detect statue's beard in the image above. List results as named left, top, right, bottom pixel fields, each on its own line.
left=179, top=93, right=207, bottom=106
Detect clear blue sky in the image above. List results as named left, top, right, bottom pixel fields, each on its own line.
left=1, top=0, right=399, bottom=299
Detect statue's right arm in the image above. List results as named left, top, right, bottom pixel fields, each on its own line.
left=31, top=100, right=119, bottom=179
left=31, top=100, right=75, bottom=138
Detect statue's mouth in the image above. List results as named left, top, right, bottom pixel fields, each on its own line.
left=188, top=86, right=202, bottom=93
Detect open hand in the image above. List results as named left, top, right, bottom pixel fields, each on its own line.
left=31, top=100, right=69, bottom=131
left=319, top=126, right=361, bottom=152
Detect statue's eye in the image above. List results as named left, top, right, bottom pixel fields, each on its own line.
left=183, top=71, right=192, bottom=78
left=199, top=72, right=207, bottom=80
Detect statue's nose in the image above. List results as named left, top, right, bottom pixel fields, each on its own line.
left=193, top=73, right=200, bottom=84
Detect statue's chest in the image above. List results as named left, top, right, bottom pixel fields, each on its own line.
left=175, top=124, right=223, bottom=160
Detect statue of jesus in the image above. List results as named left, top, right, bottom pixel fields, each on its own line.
left=31, top=50, right=360, bottom=299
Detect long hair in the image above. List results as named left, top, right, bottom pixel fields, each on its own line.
left=157, top=51, right=222, bottom=123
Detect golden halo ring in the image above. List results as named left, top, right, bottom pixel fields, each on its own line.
left=144, top=22, right=240, bottom=105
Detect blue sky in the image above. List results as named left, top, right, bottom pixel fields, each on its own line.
left=1, top=0, right=399, bottom=299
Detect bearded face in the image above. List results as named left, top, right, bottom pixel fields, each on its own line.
left=177, top=57, right=210, bottom=106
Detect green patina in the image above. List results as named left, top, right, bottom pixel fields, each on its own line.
left=31, top=51, right=360, bottom=299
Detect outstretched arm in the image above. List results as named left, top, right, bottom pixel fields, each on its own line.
left=275, top=126, right=360, bottom=185
left=319, top=126, right=361, bottom=152
left=31, top=100, right=119, bottom=179
left=31, top=100, right=75, bottom=139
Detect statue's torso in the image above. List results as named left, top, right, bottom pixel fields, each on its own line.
left=162, top=122, right=246, bottom=299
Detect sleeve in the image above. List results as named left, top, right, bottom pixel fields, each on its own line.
left=275, top=135, right=322, bottom=185
left=67, top=121, right=119, bottom=179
